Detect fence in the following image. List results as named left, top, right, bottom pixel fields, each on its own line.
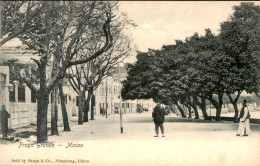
left=9, top=102, right=37, bottom=129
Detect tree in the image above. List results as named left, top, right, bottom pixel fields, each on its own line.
left=0, top=1, right=45, bottom=46
left=122, top=30, right=224, bottom=120
left=219, top=2, right=260, bottom=121
left=121, top=49, right=188, bottom=117
left=5, top=1, right=120, bottom=143
left=58, top=81, right=71, bottom=131
left=68, top=31, right=133, bottom=123
left=122, top=2, right=260, bottom=122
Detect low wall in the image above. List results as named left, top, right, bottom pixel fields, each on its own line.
left=4, top=102, right=76, bottom=129
left=9, top=103, right=37, bottom=129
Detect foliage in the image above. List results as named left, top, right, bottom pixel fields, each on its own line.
left=121, top=2, right=260, bottom=120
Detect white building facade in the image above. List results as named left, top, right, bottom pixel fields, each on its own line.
left=0, top=46, right=156, bottom=130
left=94, top=66, right=156, bottom=115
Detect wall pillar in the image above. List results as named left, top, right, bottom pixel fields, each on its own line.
left=24, top=84, right=31, bottom=103
left=13, top=80, right=18, bottom=103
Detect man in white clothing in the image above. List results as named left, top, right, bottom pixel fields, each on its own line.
left=236, top=99, right=251, bottom=136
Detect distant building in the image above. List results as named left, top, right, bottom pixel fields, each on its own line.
left=94, top=65, right=156, bottom=115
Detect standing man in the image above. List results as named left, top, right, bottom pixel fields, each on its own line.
left=152, top=103, right=165, bottom=137
left=237, top=99, right=251, bottom=136
left=1, top=105, right=10, bottom=138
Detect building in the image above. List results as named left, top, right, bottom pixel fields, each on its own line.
left=0, top=46, right=78, bottom=129
left=94, top=65, right=156, bottom=115
left=0, top=46, right=156, bottom=129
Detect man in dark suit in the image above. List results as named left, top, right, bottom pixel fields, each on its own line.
left=152, top=103, right=165, bottom=137
left=1, top=105, right=10, bottom=138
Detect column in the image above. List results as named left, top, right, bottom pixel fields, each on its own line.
left=13, top=81, right=21, bottom=127
left=24, top=84, right=31, bottom=103
left=13, top=80, right=18, bottom=103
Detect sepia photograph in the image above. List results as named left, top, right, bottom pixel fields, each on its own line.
left=0, top=1, right=260, bottom=166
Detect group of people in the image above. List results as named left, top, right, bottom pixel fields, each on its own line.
left=100, top=107, right=106, bottom=116
left=152, top=99, right=252, bottom=137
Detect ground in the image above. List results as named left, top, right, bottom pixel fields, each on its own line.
left=0, top=112, right=259, bottom=166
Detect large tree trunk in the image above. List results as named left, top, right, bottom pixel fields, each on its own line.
left=191, top=99, right=199, bottom=119
left=83, top=99, right=89, bottom=122
left=209, top=93, right=224, bottom=121
left=188, top=106, right=192, bottom=118
left=51, top=86, right=59, bottom=135
left=36, top=63, right=50, bottom=143
left=36, top=69, right=50, bottom=142
left=174, top=101, right=186, bottom=118
left=215, top=107, right=222, bottom=121
left=227, top=92, right=241, bottom=123
left=193, top=106, right=199, bottom=119
left=37, top=91, right=49, bottom=143
left=194, top=96, right=208, bottom=120
left=182, top=102, right=192, bottom=118
left=37, top=94, right=49, bottom=143
left=36, top=1, right=52, bottom=143
left=83, top=91, right=92, bottom=122
left=59, top=83, right=71, bottom=131
left=200, top=98, right=208, bottom=120
left=78, top=92, right=85, bottom=125
left=90, top=92, right=95, bottom=120
left=232, top=103, right=239, bottom=123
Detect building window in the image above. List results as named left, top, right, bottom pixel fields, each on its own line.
left=76, top=96, right=79, bottom=106
left=31, top=90, right=36, bottom=103
left=58, top=95, right=60, bottom=104
left=114, top=103, right=118, bottom=108
left=65, top=95, right=67, bottom=104
left=50, top=93, right=53, bottom=104
left=18, top=85, right=25, bottom=102
left=0, top=74, right=6, bottom=85
left=122, top=103, right=125, bottom=108
left=9, top=87, right=15, bottom=102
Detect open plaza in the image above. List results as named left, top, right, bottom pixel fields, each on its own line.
left=0, top=111, right=259, bottom=166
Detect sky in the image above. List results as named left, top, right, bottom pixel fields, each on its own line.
left=118, top=1, right=259, bottom=53
left=3, top=1, right=260, bottom=64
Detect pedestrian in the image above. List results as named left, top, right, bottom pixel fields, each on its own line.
left=236, top=99, right=251, bottom=136
left=1, top=105, right=10, bottom=138
left=100, top=107, right=103, bottom=116
left=100, top=107, right=105, bottom=116
left=152, top=103, right=165, bottom=137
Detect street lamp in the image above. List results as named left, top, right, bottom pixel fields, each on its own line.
left=118, top=65, right=123, bottom=134
left=209, top=102, right=212, bottom=121
left=105, top=78, right=108, bottom=118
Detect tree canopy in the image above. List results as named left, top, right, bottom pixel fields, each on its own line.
left=121, top=2, right=260, bottom=121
